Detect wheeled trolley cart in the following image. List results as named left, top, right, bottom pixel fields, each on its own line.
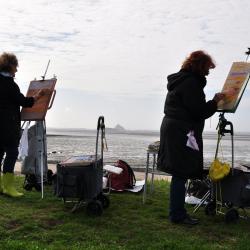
left=205, top=113, right=250, bottom=222
left=55, top=116, right=110, bottom=216
left=206, top=168, right=250, bottom=222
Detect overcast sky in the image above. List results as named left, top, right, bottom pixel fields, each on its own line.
left=1, top=0, right=250, bottom=131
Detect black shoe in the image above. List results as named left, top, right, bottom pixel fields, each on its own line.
left=181, top=215, right=199, bottom=225
left=172, top=215, right=199, bottom=225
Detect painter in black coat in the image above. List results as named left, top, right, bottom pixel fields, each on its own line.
left=157, top=69, right=218, bottom=179
left=157, top=51, right=226, bottom=225
left=0, top=74, right=34, bottom=147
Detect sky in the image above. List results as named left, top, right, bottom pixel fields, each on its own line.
left=1, top=0, right=250, bottom=131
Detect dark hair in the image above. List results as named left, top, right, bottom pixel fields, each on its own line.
left=0, top=52, right=18, bottom=72
left=181, top=50, right=215, bottom=76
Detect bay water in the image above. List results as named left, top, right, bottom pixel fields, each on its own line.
left=46, top=128, right=250, bottom=169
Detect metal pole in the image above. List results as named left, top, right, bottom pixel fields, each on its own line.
left=231, top=122, right=234, bottom=175
left=41, top=60, right=50, bottom=80
left=150, top=153, right=156, bottom=193
left=40, top=148, right=44, bottom=199
left=245, top=48, right=250, bottom=62
left=143, top=151, right=150, bottom=204
left=36, top=121, right=44, bottom=199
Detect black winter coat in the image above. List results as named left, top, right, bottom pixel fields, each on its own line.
left=0, top=74, right=34, bottom=147
left=157, top=69, right=217, bottom=179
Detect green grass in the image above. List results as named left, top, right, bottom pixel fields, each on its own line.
left=0, top=178, right=250, bottom=250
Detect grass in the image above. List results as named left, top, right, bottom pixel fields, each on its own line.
left=0, top=178, right=250, bottom=250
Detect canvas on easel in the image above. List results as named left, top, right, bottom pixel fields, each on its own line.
left=217, top=62, right=250, bottom=113
left=21, top=78, right=57, bottom=121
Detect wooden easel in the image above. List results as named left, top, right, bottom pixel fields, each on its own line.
left=21, top=62, right=57, bottom=198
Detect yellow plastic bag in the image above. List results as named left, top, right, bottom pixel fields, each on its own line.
left=209, top=158, right=230, bottom=182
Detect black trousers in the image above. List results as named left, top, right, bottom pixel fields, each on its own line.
left=0, top=145, right=18, bottom=173
left=169, top=175, right=187, bottom=222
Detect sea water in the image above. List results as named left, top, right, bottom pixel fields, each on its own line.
left=46, top=128, right=250, bottom=168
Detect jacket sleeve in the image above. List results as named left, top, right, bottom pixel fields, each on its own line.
left=180, top=78, right=217, bottom=120
left=11, top=80, right=35, bottom=108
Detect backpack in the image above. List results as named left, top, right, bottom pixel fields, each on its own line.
left=109, top=160, right=136, bottom=191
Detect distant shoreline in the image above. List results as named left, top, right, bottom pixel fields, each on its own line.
left=47, top=128, right=160, bottom=136
left=46, top=128, right=250, bottom=141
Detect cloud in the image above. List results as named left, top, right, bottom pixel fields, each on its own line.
left=45, top=87, right=165, bottom=130
left=1, top=0, right=250, bottom=129
left=64, top=107, right=71, bottom=113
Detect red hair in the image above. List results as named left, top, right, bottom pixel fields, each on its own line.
left=181, top=50, right=215, bottom=76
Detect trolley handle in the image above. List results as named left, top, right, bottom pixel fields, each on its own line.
left=97, top=116, right=105, bottom=130
left=95, top=116, right=105, bottom=167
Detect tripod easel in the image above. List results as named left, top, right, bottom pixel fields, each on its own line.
left=20, top=61, right=56, bottom=199
left=193, top=112, right=234, bottom=213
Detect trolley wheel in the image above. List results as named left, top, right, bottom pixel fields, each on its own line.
left=86, top=200, right=103, bottom=216
left=205, top=201, right=216, bottom=216
left=225, top=208, right=239, bottom=223
left=24, top=183, right=33, bottom=191
left=97, top=193, right=110, bottom=209
left=225, top=202, right=233, bottom=209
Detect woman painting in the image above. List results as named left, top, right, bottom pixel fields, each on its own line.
left=157, top=50, right=225, bottom=225
left=0, top=52, right=43, bottom=197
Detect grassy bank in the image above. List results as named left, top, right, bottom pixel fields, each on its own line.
left=0, top=178, right=250, bottom=250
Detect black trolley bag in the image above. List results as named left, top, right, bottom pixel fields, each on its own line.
left=56, top=116, right=109, bottom=216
